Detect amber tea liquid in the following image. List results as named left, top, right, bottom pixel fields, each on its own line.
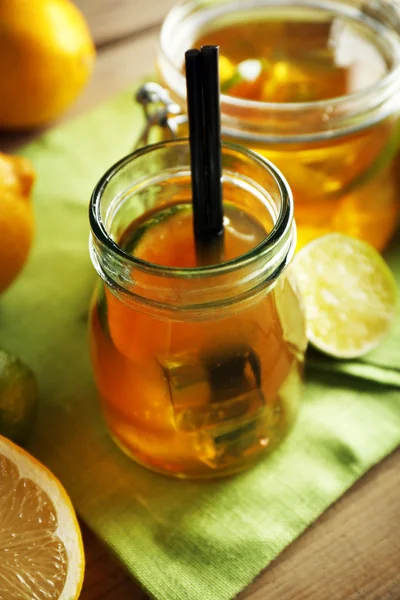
left=190, top=7, right=400, bottom=249
left=90, top=201, right=305, bottom=477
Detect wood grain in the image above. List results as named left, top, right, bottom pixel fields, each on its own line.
left=74, top=0, right=177, bottom=47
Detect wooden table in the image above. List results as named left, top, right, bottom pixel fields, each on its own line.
left=3, top=1, right=400, bottom=598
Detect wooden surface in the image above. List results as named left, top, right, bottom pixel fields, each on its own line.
left=80, top=450, right=400, bottom=600
left=2, top=1, right=400, bottom=598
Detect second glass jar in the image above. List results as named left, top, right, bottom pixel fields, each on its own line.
left=150, top=0, right=400, bottom=251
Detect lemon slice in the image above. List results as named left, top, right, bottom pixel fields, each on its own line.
left=293, top=233, right=398, bottom=358
left=0, top=435, right=84, bottom=599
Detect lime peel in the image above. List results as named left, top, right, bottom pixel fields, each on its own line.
left=293, top=233, right=398, bottom=359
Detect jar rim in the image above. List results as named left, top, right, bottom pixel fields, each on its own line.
left=89, top=139, right=293, bottom=279
left=158, top=0, right=400, bottom=140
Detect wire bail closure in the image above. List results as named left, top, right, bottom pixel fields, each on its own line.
left=134, top=82, right=186, bottom=148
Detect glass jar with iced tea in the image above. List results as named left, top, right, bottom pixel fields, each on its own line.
left=142, top=0, right=400, bottom=250
left=89, top=140, right=307, bottom=478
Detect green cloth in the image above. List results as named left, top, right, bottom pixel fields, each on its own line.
left=1, top=86, right=399, bottom=600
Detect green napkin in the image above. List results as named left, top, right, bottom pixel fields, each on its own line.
left=1, top=86, right=399, bottom=600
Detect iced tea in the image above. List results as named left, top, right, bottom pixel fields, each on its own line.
left=89, top=141, right=306, bottom=478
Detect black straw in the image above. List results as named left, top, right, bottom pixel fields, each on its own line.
left=185, top=49, right=207, bottom=239
left=201, top=46, right=223, bottom=237
left=185, top=45, right=224, bottom=265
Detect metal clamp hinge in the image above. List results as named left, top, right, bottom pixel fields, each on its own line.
left=134, top=82, right=185, bottom=148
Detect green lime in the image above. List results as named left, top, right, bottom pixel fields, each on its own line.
left=0, top=348, right=38, bottom=445
left=293, top=233, right=398, bottom=359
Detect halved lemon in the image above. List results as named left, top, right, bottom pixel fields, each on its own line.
left=293, top=233, right=398, bottom=358
left=0, top=435, right=84, bottom=599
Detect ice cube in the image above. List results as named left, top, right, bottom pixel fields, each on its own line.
left=199, top=412, right=268, bottom=469
left=160, top=345, right=265, bottom=432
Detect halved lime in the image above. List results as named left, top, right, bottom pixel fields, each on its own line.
left=293, top=233, right=398, bottom=358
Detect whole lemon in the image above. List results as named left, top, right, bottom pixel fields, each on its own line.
left=0, top=0, right=95, bottom=129
left=0, top=153, right=35, bottom=292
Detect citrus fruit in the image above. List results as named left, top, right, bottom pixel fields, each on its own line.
left=0, top=152, right=35, bottom=292
left=0, top=348, right=38, bottom=445
left=0, top=0, right=95, bottom=129
left=293, top=233, right=398, bottom=358
left=220, top=58, right=269, bottom=98
left=0, top=434, right=84, bottom=599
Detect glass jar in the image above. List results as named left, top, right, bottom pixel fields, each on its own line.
left=138, top=0, right=400, bottom=251
left=89, top=140, right=307, bottom=479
